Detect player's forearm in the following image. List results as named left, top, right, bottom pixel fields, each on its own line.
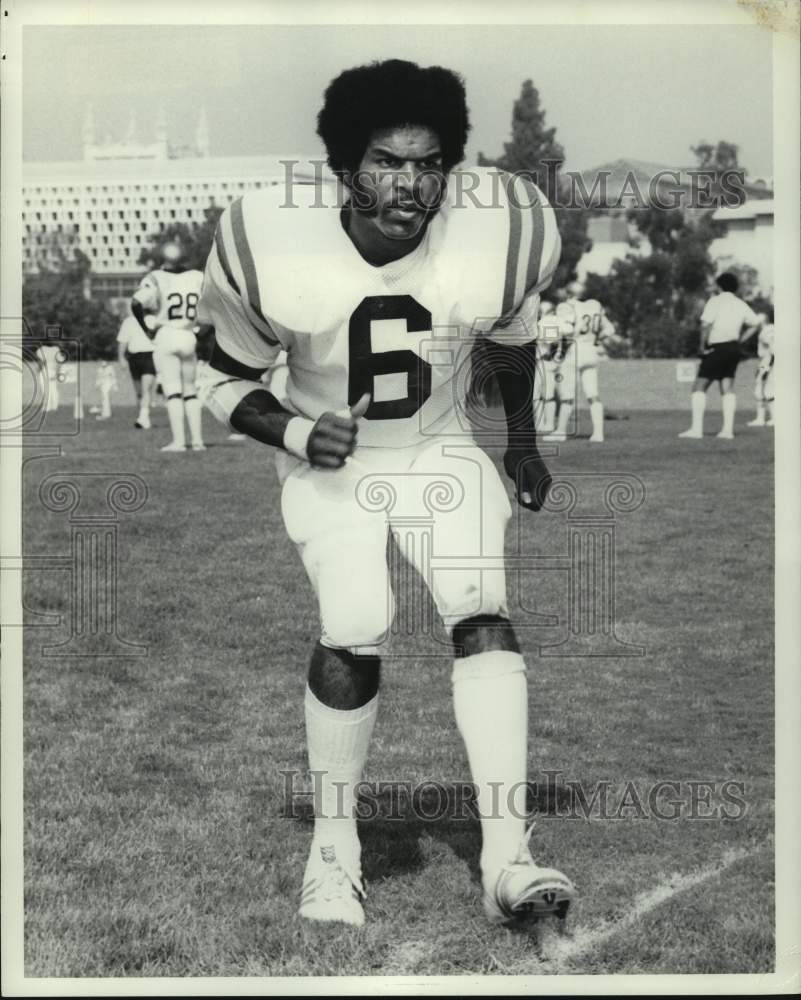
left=229, top=388, right=297, bottom=450
left=130, top=300, right=153, bottom=338
left=739, top=323, right=759, bottom=344
left=201, top=377, right=307, bottom=457
left=482, top=339, right=539, bottom=444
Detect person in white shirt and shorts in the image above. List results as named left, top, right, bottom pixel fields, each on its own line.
left=679, top=272, right=761, bottom=440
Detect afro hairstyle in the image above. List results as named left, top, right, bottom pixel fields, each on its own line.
left=316, top=59, right=470, bottom=176
left=716, top=272, right=739, bottom=293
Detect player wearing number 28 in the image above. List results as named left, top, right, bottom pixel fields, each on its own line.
left=198, top=60, right=575, bottom=928
left=131, top=241, right=205, bottom=451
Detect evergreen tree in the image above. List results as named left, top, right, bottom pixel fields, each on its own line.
left=478, top=80, right=590, bottom=291
left=22, top=249, right=119, bottom=360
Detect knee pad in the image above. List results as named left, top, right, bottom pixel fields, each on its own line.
left=452, top=613, right=517, bottom=658
left=319, top=588, right=393, bottom=651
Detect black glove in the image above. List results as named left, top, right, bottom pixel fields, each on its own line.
left=503, top=446, right=552, bottom=511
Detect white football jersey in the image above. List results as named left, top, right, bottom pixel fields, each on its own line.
left=757, top=324, right=774, bottom=360
left=564, top=298, right=610, bottom=346
left=757, top=324, right=774, bottom=370
left=133, top=268, right=203, bottom=331
left=198, top=168, right=561, bottom=450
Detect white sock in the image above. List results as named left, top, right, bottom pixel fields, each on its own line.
left=541, top=399, right=556, bottom=432
left=721, top=392, right=736, bottom=435
left=452, top=651, right=528, bottom=877
left=166, top=396, right=186, bottom=447
left=590, top=399, right=604, bottom=438
left=101, top=389, right=111, bottom=418
left=751, top=403, right=766, bottom=423
left=305, top=685, right=378, bottom=860
left=184, top=396, right=203, bottom=446
left=556, top=401, right=573, bottom=435
left=689, top=390, right=705, bottom=433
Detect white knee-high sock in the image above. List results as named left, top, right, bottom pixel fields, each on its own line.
left=305, top=685, right=378, bottom=860
left=452, top=651, right=528, bottom=877
left=165, top=396, right=186, bottom=447
left=540, top=399, right=556, bottom=433
left=689, top=390, right=705, bottom=434
left=590, top=399, right=604, bottom=438
left=556, top=401, right=573, bottom=435
left=721, top=392, right=736, bottom=435
left=184, top=395, right=203, bottom=446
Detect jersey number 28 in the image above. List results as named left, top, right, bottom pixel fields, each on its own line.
left=166, top=292, right=199, bottom=322
left=348, top=295, right=433, bottom=420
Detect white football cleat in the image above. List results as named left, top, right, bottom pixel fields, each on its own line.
left=589, top=433, right=604, bottom=443
left=542, top=431, right=567, bottom=442
left=678, top=429, right=703, bottom=439
left=483, top=826, right=575, bottom=926
left=160, top=441, right=187, bottom=452
left=716, top=430, right=734, bottom=440
left=747, top=417, right=766, bottom=427
left=299, top=842, right=365, bottom=928
left=190, top=443, right=207, bottom=452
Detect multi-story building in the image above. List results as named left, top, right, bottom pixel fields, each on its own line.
left=22, top=104, right=324, bottom=309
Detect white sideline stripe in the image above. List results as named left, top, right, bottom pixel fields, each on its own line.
left=539, top=842, right=770, bottom=970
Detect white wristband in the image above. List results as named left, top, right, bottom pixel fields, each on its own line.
left=283, top=416, right=314, bottom=460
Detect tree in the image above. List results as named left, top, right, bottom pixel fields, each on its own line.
left=22, top=249, right=119, bottom=360
left=583, top=140, right=758, bottom=357
left=478, top=80, right=590, bottom=292
left=138, top=204, right=223, bottom=271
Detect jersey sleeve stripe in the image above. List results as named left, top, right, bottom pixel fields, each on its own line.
left=501, top=172, right=523, bottom=318
left=520, top=177, right=546, bottom=294
left=214, top=228, right=240, bottom=296
left=511, top=176, right=535, bottom=307
left=229, top=197, right=274, bottom=336
left=217, top=202, right=281, bottom=349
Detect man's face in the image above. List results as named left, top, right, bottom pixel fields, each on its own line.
left=347, top=125, right=447, bottom=241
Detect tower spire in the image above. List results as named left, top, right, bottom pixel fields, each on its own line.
left=82, top=103, right=95, bottom=155
left=195, top=105, right=210, bottom=157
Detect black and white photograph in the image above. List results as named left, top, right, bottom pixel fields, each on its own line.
left=1, top=0, right=799, bottom=993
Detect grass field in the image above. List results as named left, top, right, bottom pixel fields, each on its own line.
left=22, top=405, right=774, bottom=977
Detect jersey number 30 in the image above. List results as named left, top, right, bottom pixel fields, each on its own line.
left=348, top=295, right=432, bottom=420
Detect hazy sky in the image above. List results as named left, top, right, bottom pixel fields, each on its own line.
left=23, top=24, right=773, bottom=175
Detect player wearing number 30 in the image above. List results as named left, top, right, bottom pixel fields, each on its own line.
left=131, top=241, right=205, bottom=452
left=198, top=60, right=574, bottom=930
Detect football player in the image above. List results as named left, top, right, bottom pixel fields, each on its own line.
left=198, top=60, right=574, bottom=929
left=533, top=300, right=559, bottom=433
left=544, top=283, right=616, bottom=443
left=679, top=272, right=761, bottom=440
left=131, top=241, right=205, bottom=451
left=35, top=342, right=64, bottom=412
left=748, top=309, right=775, bottom=427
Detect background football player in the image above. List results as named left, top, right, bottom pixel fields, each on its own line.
left=748, top=308, right=775, bottom=427
left=131, top=241, right=205, bottom=451
left=198, top=60, right=574, bottom=931
left=679, top=271, right=761, bottom=440
left=544, top=282, right=616, bottom=443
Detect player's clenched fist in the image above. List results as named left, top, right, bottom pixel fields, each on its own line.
left=295, top=393, right=371, bottom=469
left=503, top=446, right=553, bottom=511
